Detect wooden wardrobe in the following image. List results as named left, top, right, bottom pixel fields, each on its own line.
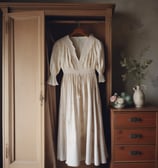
left=0, top=3, right=115, bottom=168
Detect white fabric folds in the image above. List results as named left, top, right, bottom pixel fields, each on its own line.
left=48, top=35, right=108, bottom=167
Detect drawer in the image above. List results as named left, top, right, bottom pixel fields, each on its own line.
left=115, top=128, right=156, bottom=144
left=111, top=162, right=155, bottom=168
left=114, top=112, right=156, bottom=128
left=114, top=145, right=155, bottom=161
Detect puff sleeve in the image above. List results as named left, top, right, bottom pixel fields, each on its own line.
left=48, top=42, right=61, bottom=86
left=95, top=39, right=106, bottom=83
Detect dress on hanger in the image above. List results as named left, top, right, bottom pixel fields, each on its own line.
left=48, top=34, right=108, bottom=167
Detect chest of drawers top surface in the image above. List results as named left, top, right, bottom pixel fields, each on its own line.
left=111, top=106, right=158, bottom=112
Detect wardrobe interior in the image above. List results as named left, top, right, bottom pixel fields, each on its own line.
left=45, top=15, right=110, bottom=168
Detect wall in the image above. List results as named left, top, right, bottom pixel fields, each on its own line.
left=111, top=0, right=158, bottom=106
left=0, top=0, right=158, bottom=167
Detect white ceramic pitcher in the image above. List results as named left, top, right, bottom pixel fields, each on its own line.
left=133, top=85, right=145, bottom=108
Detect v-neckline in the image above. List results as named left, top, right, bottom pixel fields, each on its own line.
left=67, top=35, right=91, bottom=63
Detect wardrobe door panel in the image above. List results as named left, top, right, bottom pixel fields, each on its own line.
left=3, top=11, right=44, bottom=168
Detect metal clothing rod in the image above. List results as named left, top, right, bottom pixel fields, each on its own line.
left=48, top=20, right=105, bottom=24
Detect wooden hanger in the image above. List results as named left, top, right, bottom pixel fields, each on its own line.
left=70, top=22, right=88, bottom=36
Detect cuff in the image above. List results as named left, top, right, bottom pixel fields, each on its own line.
left=47, top=75, right=59, bottom=86
left=98, top=73, right=105, bottom=83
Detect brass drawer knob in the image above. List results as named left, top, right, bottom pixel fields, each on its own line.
left=130, top=134, right=143, bottom=139
left=129, top=117, right=142, bottom=122
left=130, top=151, right=142, bottom=156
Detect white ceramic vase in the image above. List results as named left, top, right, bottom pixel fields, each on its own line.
left=133, top=85, right=145, bottom=108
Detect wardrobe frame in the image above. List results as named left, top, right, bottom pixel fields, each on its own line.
left=0, top=3, right=115, bottom=168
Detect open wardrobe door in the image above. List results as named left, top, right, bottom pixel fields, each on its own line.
left=2, top=11, right=45, bottom=168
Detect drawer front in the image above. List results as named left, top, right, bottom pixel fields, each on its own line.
left=115, top=112, right=156, bottom=128
left=111, top=163, right=155, bottom=168
left=115, top=128, right=156, bottom=144
left=114, top=145, right=155, bottom=161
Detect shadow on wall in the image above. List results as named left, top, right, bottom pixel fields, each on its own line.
left=112, top=11, right=149, bottom=95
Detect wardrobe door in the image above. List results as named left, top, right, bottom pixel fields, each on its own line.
left=2, top=11, right=45, bottom=168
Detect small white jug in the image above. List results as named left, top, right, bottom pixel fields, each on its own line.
left=133, top=85, right=145, bottom=108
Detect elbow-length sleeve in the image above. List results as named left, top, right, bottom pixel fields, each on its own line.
left=48, top=42, right=61, bottom=86
left=95, top=40, right=106, bottom=83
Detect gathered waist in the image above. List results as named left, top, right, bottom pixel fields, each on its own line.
left=64, top=69, right=95, bottom=75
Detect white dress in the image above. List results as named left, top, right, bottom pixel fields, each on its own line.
left=48, top=34, right=108, bottom=167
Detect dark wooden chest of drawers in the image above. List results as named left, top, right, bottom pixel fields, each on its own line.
left=110, top=107, right=158, bottom=168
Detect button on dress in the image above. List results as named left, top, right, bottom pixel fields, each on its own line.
left=48, top=35, right=108, bottom=167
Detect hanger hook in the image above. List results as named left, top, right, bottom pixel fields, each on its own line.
left=77, top=21, right=80, bottom=27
